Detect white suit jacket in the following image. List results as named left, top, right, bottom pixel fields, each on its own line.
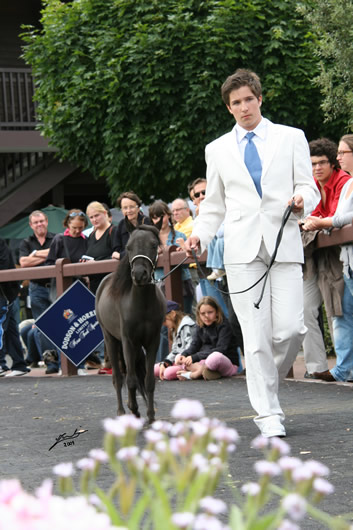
left=193, top=120, right=320, bottom=265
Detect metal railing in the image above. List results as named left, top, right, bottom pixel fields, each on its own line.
left=0, top=68, right=36, bottom=129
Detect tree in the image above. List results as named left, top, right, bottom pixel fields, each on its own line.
left=300, top=0, right=353, bottom=132
left=22, top=0, right=327, bottom=202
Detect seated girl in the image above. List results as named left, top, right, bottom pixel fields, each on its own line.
left=176, top=296, right=239, bottom=380
left=154, top=300, right=196, bottom=380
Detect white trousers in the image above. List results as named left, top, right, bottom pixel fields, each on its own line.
left=302, top=273, right=328, bottom=373
left=226, top=241, right=306, bottom=432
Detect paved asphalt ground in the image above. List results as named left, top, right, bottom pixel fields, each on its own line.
left=0, top=362, right=352, bottom=528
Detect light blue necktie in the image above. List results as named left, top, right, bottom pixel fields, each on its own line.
left=244, top=132, right=262, bottom=197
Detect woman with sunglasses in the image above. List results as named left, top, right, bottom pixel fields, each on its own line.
left=46, top=209, right=90, bottom=375
left=46, top=209, right=88, bottom=266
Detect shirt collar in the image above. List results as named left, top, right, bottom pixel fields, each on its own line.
left=235, top=117, right=268, bottom=143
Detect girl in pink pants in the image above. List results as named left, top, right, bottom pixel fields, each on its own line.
left=155, top=296, right=239, bottom=381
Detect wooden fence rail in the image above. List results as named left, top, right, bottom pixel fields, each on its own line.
left=0, top=247, right=206, bottom=376
left=1, top=222, right=353, bottom=376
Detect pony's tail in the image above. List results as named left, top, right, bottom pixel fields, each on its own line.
left=135, top=347, right=147, bottom=402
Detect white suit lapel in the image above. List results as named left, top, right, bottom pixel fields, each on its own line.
left=262, top=122, right=280, bottom=177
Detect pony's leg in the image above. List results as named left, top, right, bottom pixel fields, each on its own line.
left=121, top=337, right=140, bottom=418
left=103, top=330, right=125, bottom=416
left=145, top=336, right=160, bottom=424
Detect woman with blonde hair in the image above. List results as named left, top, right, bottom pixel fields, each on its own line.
left=85, top=201, right=120, bottom=294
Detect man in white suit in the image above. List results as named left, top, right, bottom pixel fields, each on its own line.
left=186, top=69, right=320, bottom=438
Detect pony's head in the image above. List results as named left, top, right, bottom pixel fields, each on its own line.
left=126, top=225, right=160, bottom=286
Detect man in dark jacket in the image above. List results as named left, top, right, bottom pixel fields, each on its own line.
left=0, top=238, right=30, bottom=376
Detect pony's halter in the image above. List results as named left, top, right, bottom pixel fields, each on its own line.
left=129, top=252, right=159, bottom=283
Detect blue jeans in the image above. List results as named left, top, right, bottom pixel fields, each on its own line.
left=0, top=299, right=27, bottom=372
left=21, top=323, right=42, bottom=364
left=29, top=282, right=60, bottom=370
left=206, top=236, right=225, bottom=270
left=331, top=275, right=353, bottom=381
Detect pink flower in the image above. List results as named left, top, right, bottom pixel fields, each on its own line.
left=305, top=460, right=329, bottom=477
left=212, top=426, right=239, bottom=444
left=116, top=446, right=139, bottom=461
left=270, top=437, right=290, bottom=455
left=254, top=460, right=281, bottom=477
left=313, top=478, right=334, bottom=495
left=53, top=462, right=74, bottom=477
left=199, top=496, right=227, bottom=515
left=207, top=443, right=220, bottom=455
left=171, top=399, right=205, bottom=420
left=251, top=435, right=269, bottom=450
left=291, top=464, right=313, bottom=483
left=102, top=418, right=127, bottom=437
left=278, top=456, right=302, bottom=472
left=278, top=519, right=300, bottom=530
left=76, top=458, right=96, bottom=471
left=151, top=420, right=172, bottom=433
left=191, top=421, right=209, bottom=437
left=193, top=513, right=226, bottom=529
left=172, top=512, right=195, bottom=528
left=144, top=429, right=164, bottom=444
left=0, top=479, right=22, bottom=504
left=241, top=482, right=261, bottom=496
left=35, top=479, right=53, bottom=501
left=192, top=454, right=209, bottom=473
left=282, top=493, right=307, bottom=521
left=89, top=449, right=109, bottom=463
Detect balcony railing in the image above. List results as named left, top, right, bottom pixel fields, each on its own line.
left=0, top=67, right=37, bottom=129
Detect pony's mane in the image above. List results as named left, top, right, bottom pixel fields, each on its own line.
left=109, top=225, right=160, bottom=297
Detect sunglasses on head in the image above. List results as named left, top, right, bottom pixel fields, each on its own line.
left=194, top=190, right=206, bottom=199
left=69, top=211, right=86, bottom=218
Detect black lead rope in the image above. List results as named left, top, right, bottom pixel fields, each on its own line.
left=154, top=255, right=189, bottom=284
left=191, top=201, right=295, bottom=309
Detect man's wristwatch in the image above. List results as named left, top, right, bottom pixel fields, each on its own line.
left=31, top=250, right=37, bottom=256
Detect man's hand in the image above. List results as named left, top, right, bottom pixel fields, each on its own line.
left=289, top=194, right=304, bottom=213
left=184, top=236, right=200, bottom=257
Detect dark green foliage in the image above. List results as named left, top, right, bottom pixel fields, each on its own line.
left=22, top=0, right=332, bottom=202
left=301, top=0, right=353, bottom=133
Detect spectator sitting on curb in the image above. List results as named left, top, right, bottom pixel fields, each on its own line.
left=175, top=296, right=239, bottom=381
left=154, top=300, right=196, bottom=380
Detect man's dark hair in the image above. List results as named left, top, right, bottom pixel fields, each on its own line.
left=221, top=69, right=262, bottom=106
left=309, top=138, right=339, bottom=170
left=189, top=178, right=206, bottom=193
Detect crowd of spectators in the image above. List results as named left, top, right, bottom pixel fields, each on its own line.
left=1, top=134, right=353, bottom=383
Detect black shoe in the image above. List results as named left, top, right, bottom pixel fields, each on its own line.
left=313, top=370, right=336, bottom=382
left=85, top=352, right=102, bottom=369
left=45, top=366, right=59, bottom=375
left=29, top=362, right=40, bottom=368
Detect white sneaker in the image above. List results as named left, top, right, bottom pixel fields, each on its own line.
left=261, top=421, right=286, bottom=438
left=4, top=370, right=29, bottom=377
left=207, top=270, right=226, bottom=281
left=77, top=368, right=88, bottom=376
